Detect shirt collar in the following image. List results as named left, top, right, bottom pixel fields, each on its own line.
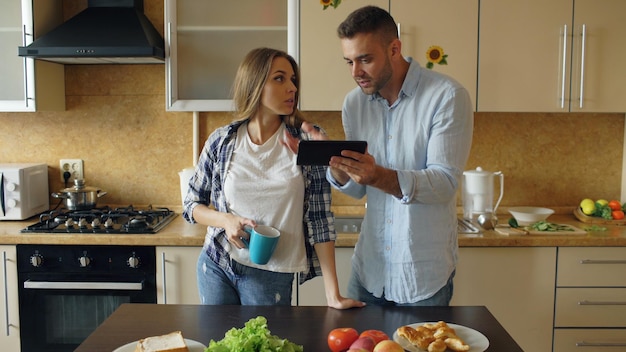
left=368, top=57, right=422, bottom=104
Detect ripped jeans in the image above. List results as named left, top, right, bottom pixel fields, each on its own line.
left=196, top=250, right=294, bottom=305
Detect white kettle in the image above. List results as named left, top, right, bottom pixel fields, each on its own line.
left=462, top=167, right=504, bottom=220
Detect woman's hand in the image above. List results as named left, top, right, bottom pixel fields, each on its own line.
left=328, top=295, right=366, bottom=310
left=281, top=121, right=328, bottom=154
left=224, top=213, right=256, bottom=249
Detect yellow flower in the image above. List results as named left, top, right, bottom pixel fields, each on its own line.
left=426, top=45, right=448, bottom=69
left=322, top=0, right=341, bottom=10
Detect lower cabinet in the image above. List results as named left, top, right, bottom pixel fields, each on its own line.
left=0, top=245, right=20, bottom=351
left=156, top=246, right=202, bottom=304
left=451, top=247, right=556, bottom=352
left=553, top=247, right=626, bottom=352
left=294, top=247, right=354, bottom=306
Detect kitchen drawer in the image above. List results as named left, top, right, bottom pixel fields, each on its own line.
left=553, top=329, right=626, bottom=352
left=557, top=247, right=626, bottom=287
left=555, top=288, right=626, bottom=327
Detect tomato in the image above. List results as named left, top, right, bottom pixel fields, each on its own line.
left=328, top=327, right=359, bottom=352
left=609, top=200, right=622, bottom=211
left=359, top=329, right=389, bottom=344
left=612, top=210, right=625, bottom=220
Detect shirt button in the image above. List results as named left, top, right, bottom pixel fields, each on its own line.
left=387, top=219, right=392, bottom=224
left=388, top=135, right=393, bottom=140
left=386, top=246, right=391, bottom=251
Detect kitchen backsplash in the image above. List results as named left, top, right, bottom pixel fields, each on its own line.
left=0, top=1, right=624, bottom=214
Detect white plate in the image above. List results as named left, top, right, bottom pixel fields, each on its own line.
left=393, top=322, right=489, bottom=352
left=113, top=338, right=206, bottom=352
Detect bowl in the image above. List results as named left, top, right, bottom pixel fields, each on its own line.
left=508, top=207, right=554, bottom=226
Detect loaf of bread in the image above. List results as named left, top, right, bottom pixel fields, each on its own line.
left=134, top=331, right=189, bottom=352
left=396, top=321, right=470, bottom=352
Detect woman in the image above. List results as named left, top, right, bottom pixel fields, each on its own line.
left=183, top=47, right=364, bottom=309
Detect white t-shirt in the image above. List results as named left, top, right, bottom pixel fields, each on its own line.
left=224, top=122, right=307, bottom=272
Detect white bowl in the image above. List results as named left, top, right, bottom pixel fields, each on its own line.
left=508, top=207, right=554, bottom=225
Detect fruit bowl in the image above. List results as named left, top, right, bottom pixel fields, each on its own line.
left=508, top=207, right=554, bottom=226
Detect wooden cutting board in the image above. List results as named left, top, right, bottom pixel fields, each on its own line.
left=574, top=207, right=626, bottom=225
left=495, top=223, right=587, bottom=236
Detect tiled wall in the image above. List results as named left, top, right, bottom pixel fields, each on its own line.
left=0, top=1, right=623, bottom=213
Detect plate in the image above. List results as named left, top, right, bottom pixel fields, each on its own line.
left=113, top=338, right=206, bottom=352
left=393, top=322, right=489, bottom=352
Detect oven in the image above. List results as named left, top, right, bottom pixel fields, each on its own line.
left=16, top=244, right=156, bottom=352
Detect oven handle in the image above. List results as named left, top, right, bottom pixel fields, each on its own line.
left=23, top=279, right=143, bottom=290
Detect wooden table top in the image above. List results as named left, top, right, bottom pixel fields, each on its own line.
left=75, top=304, right=522, bottom=351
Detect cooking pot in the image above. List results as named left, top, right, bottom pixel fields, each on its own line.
left=52, top=179, right=107, bottom=210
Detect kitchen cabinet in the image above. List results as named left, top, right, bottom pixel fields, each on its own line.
left=450, top=247, right=556, bottom=352
left=165, top=0, right=297, bottom=111
left=293, top=247, right=353, bottom=306
left=156, top=246, right=201, bottom=304
left=478, top=0, right=626, bottom=112
left=553, top=247, right=626, bottom=352
left=0, top=246, right=20, bottom=352
left=299, top=0, right=478, bottom=111
left=0, top=0, right=64, bottom=112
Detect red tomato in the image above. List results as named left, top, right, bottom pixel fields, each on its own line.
left=612, top=210, right=625, bottom=220
left=359, top=329, right=389, bottom=344
left=609, top=200, right=622, bottom=211
left=328, top=327, right=359, bottom=352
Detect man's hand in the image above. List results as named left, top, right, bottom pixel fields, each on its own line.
left=330, top=150, right=402, bottom=197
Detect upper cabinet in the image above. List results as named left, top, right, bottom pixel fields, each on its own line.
left=165, top=0, right=297, bottom=112
left=478, top=0, right=626, bottom=112
left=0, top=0, right=64, bottom=112
left=299, top=0, right=478, bottom=111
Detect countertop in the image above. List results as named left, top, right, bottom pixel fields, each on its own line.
left=75, top=304, right=522, bottom=352
left=1, top=212, right=626, bottom=247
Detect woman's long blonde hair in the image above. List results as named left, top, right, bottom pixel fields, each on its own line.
left=231, top=48, right=303, bottom=128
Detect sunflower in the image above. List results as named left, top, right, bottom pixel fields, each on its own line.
left=321, top=0, right=341, bottom=10
left=426, top=45, right=448, bottom=69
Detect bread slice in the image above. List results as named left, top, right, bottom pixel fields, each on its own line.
left=134, top=331, right=189, bottom=352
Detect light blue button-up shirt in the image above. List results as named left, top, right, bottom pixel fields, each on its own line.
left=328, top=58, right=473, bottom=303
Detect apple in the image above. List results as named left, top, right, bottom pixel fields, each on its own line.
left=373, top=340, right=404, bottom=352
left=349, top=336, right=376, bottom=352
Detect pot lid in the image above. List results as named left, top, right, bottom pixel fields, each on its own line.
left=60, top=179, right=102, bottom=193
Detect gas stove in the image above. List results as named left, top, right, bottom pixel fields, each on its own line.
left=21, top=205, right=177, bottom=234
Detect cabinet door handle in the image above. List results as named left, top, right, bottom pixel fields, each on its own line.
left=22, top=25, right=31, bottom=108
left=3, top=251, right=9, bottom=336
left=580, top=259, right=626, bottom=264
left=161, top=251, right=167, bottom=304
left=166, top=21, right=172, bottom=109
left=560, top=24, right=568, bottom=109
left=397, top=23, right=401, bottom=39
left=578, top=24, right=587, bottom=109
left=577, top=341, right=626, bottom=347
left=579, top=300, right=626, bottom=306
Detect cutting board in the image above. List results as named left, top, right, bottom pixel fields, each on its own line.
left=574, top=207, right=626, bottom=225
left=495, top=223, right=587, bottom=236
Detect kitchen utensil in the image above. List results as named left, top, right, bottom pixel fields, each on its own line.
left=477, top=213, right=498, bottom=230
left=462, top=167, right=504, bottom=221
left=51, top=179, right=107, bottom=210
left=508, top=206, right=554, bottom=226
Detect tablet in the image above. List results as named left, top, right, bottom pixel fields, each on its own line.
left=296, top=140, right=367, bottom=165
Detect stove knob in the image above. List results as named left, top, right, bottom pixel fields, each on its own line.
left=127, top=256, right=140, bottom=268
left=91, top=218, right=101, bottom=228
left=30, top=254, right=43, bottom=267
left=78, top=256, right=91, bottom=267
left=5, top=183, right=16, bottom=192
left=78, top=218, right=89, bottom=228
left=65, top=218, right=75, bottom=229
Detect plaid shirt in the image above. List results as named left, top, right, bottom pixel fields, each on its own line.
left=182, top=119, right=336, bottom=283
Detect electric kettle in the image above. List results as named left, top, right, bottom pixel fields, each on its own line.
left=462, top=167, right=504, bottom=221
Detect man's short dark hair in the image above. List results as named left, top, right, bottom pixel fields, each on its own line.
left=337, top=6, right=398, bottom=45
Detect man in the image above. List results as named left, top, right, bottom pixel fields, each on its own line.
left=326, top=5, right=473, bottom=305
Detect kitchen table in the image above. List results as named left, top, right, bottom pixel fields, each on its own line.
left=75, top=304, right=522, bottom=351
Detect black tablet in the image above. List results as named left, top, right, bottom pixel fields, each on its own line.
left=296, top=140, right=367, bottom=165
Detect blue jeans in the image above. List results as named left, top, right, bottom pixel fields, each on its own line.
left=196, top=250, right=294, bottom=305
left=347, top=270, right=455, bottom=306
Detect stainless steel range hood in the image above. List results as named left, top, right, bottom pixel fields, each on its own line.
left=18, top=0, right=164, bottom=64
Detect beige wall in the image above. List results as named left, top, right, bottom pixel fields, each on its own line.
left=0, top=1, right=623, bottom=212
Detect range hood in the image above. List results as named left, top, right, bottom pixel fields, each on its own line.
left=18, top=0, right=164, bottom=64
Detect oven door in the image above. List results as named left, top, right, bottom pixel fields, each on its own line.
left=18, top=272, right=156, bottom=352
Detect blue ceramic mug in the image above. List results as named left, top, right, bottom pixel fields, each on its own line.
left=243, top=225, right=281, bottom=265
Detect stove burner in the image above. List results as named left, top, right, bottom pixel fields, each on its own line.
left=21, top=205, right=177, bottom=234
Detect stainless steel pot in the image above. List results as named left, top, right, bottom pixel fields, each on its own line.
left=52, top=179, right=107, bottom=210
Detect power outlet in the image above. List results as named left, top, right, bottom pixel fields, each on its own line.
left=59, top=159, right=84, bottom=183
